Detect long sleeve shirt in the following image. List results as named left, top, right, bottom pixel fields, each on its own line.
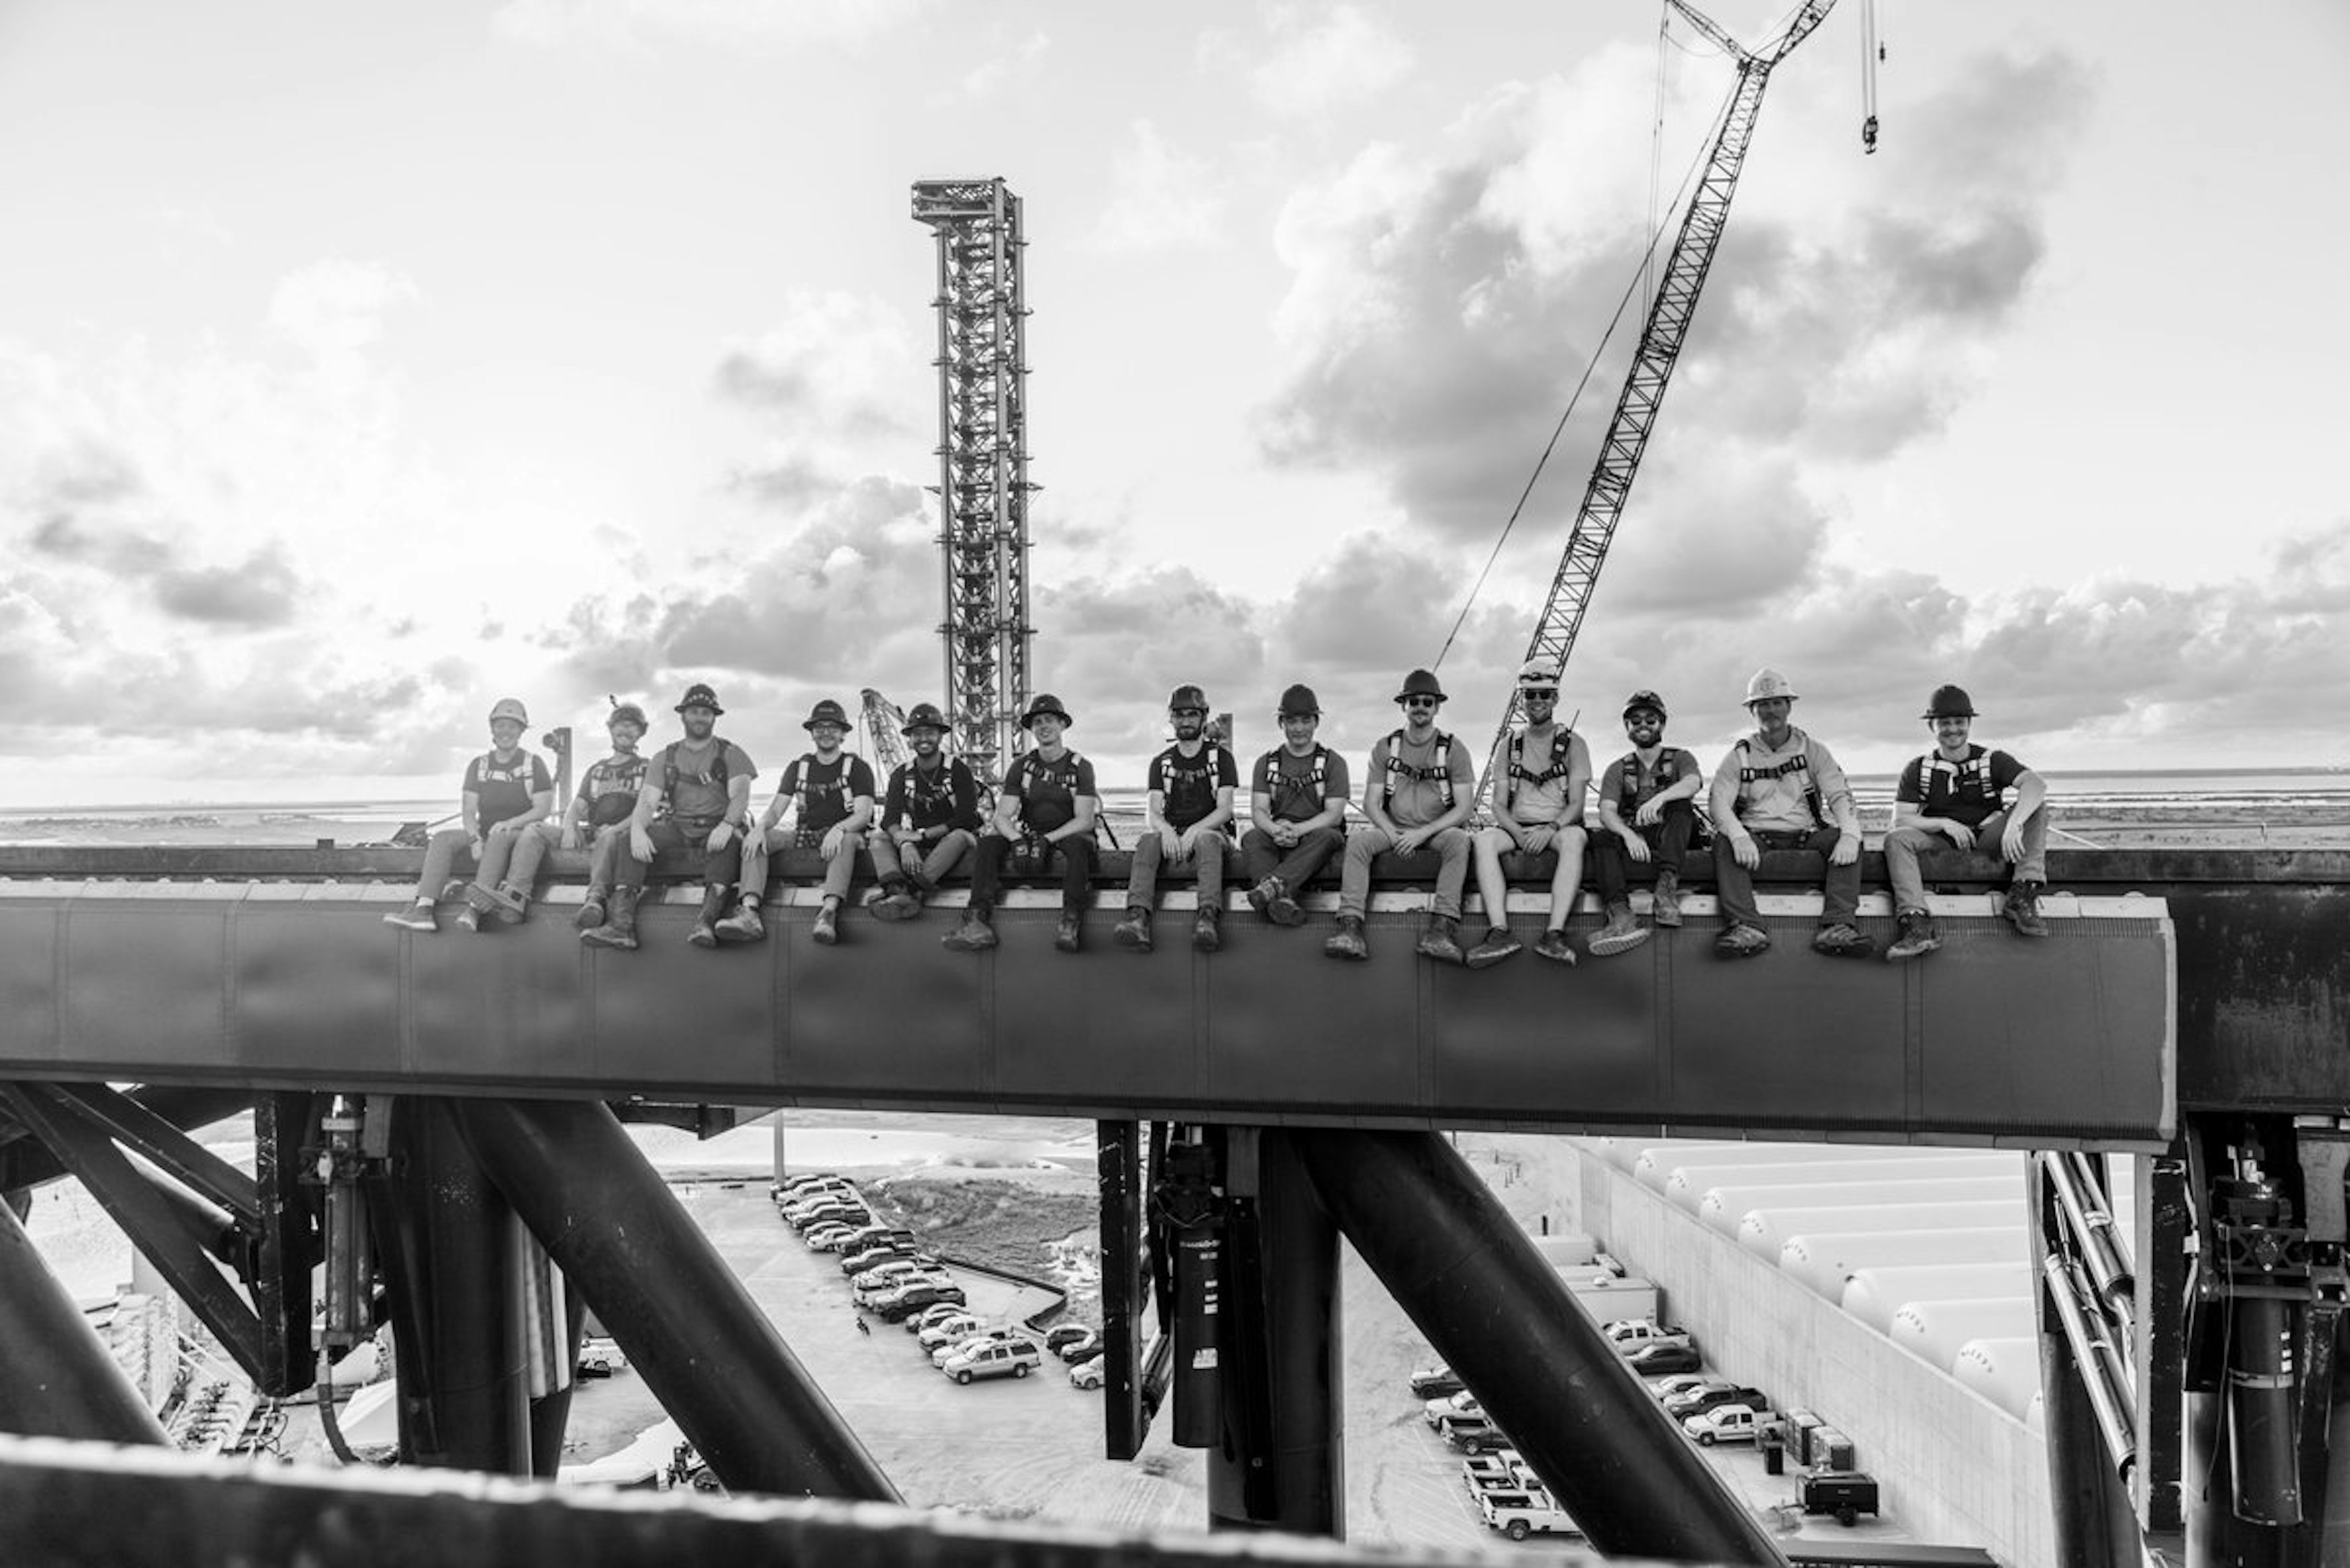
left=1707, top=725, right=1859, bottom=840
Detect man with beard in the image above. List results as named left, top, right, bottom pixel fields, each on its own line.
left=714, top=698, right=876, bottom=947
left=865, top=702, right=983, bottom=922
left=581, top=682, right=756, bottom=952
left=1239, top=684, right=1350, bottom=927
left=1707, top=668, right=1872, bottom=960
left=484, top=698, right=648, bottom=931
left=943, top=693, right=1097, bottom=955
left=1586, top=690, right=1704, bottom=957
left=384, top=697, right=554, bottom=935
left=1114, top=684, right=1238, bottom=954
left=1464, top=659, right=1592, bottom=968
left=1881, top=684, right=2053, bottom=961
left=1324, top=668, right=1478, bottom=965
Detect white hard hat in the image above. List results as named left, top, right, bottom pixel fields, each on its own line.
left=488, top=696, right=531, bottom=726
left=1742, top=668, right=1799, bottom=706
left=1516, top=657, right=1561, bottom=689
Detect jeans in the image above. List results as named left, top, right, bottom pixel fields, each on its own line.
left=1339, top=825, right=1471, bottom=922
left=507, top=821, right=627, bottom=889
left=1712, top=826, right=1860, bottom=928
left=1239, top=824, right=1345, bottom=894
left=612, top=818, right=733, bottom=892
left=969, top=831, right=1095, bottom=914
left=742, top=824, right=863, bottom=903
left=1591, top=800, right=1699, bottom=906
left=412, top=821, right=535, bottom=898
left=871, top=829, right=977, bottom=889
left=1126, top=829, right=1229, bottom=908
left=1882, top=808, right=2050, bottom=911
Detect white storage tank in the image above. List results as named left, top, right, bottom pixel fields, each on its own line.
left=1778, top=1226, right=2024, bottom=1297
left=1665, top=1153, right=2019, bottom=1211
left=1564, top=1274, right=1658, bottom=1325
left=1739, top=1200, right=2021, bottom=1260
left=1955, top=1337, right=2043, bottom=1420
left=1890, top=1297, right=2037, bottom=1369
left=1843, top=1263, right=2033, bottom=1333
left=1701, top=1176, right=2021, bottom=1234
left=1529, top=1231, right=1598, bottom=1267
left=1630, top=1141, right=1763, bottom=1188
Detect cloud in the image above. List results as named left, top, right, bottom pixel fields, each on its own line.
left=154, top=545, right=302, bottom=629
left=713, top=290, right=925, bottom=491
left=267, top=259, right=418, bottom=365
left=1242, top=4, right=1414, bottom=121
left=1091, top=121, right=1226, bottom=253
left=959, top=30, right=1048, bottom=98
left=491, top=0, right=927, bottom=50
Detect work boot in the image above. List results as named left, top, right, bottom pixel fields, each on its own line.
left=1464, top=925, right=1521, bottom=969
left=1811, top=922, right=1875, bottom=960
left=907, top=865, right=939, bottom=898
left=382, top=900, right=436, bottom=933
left=438, top=878, right=469, bottom=903
left=1587, top=903, right=1652, bottom=957
left=1417, top=914, right=1466, bottom=966
left=715, top=895, right=767, bottom=944
left=1193, top=906, right=1222, bottom=953
left=573, top=886, right=608, bottom=931
left=1056, top=912, right=1084, bottom=954
left=1269, top=889, right=1307, bottom=927
left=2004, top=881, right=2050, bottom=938
left=1114, top=906, right=1154, bottom=952
left=1713, top=922, right=1771, bottom=960
left=871, top=879, right=920, bottom=922
left=812, top=898, right=842, bottom=945
left=1324, top=914, right=1369, bottom=961
left=580, top=887, right=640, bottom=950
left=1246, top=876, right=1276, bottom=918
left=942, top=908, right=998, bottom=952
left=687, top=885, right=731, bottom=949
left=1534, top=929, right=1578, bottom=965
left=1885, top=909, right=1942, bottom=962
left=1651, top=872, right=1683, bottom=929
left=452, top=904, right=482, bottom=934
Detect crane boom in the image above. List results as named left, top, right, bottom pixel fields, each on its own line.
left=1480, top=0, right=1835, bottom=806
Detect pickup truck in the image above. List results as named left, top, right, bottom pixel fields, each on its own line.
left=1663, top=1383, right=1769, bottom=1422
left=1603, top=1318, right=1694, bottom=1353
left=1423, top=1390, right=1483, bottom=1427
left=1682, top=1402, right=1766, bottom=1446
left=1478, top=1485, right=1582, bottom=1543
left=1439, top=1413, right=1507, bottom=1454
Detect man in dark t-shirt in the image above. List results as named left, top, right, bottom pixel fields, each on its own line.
left=1115, top=683, right=1238, bottom=954
left=499, top=700, right=647, bottom=931
left=1883, top=684, right=2053, bottom=960
left=943, top=693, right=1097, bottom=955
left=581, top=682, right=756, bottom=952
left=868, top=701, right=982, bottom=921
left=1587, top=690, right=1705, bottom=958
left=1238, top=683, right=1350, bottom=927
left=384, top=697, right=554, bottom=935
left=715, top=698, right=876, bottom=947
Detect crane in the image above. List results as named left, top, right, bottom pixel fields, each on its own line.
left=1479, top=0, right=1837, bottom=808
left=857, top=689, right=910, bottom=777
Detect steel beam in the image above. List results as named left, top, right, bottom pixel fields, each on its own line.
left=0, top=1200, right=170, bottom=1444
left=447, top=1097, right=897, bottom=1501
left=1289, top=1128, right=1781, bottom=1563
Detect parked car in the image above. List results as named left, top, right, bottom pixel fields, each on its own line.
left=1070, top=1359, right=1106, bottom=1391
left=932, top=1329, right=1031, bottom=1369
left=907, top=1301, right=973, bottom=1335
left=1439, top=1413, right=1506, bottom=1454
left=1408, top=1364, right=1464, bottom=1400
left=916, top=1313, right=988, bottom=1353
left=1051, top=1327, right=1102, bottom=1363
left=1478, top=1484, right=1581, bottom=1544
left=1682, top=1403, right=1765, bottom=1446
left=776, top=1182, right=856, bottom=1212
left=843, top=1244, right=925, bottom=1277
left=774, top=1177, right=852, bottom=1205
left=940, top=1337, right=1043, bottom=1384
left=1623, top=1340, right=1702, bottom=1376
left=1649, top=1373, right=1715, bottom=1404
left=1663, top=1384, right=1770, bottom=1422
left=1062, top=1340, right=1105, bottom=1367
left=804, top=1222, right=867, bottom=1251
left=777, top=1171, right=845, bottom=1192
left=790, top=1202, right=871, bottom=1231
left=1423, top=1390, right=1483, bottom=1428
left=1603, top=1318, right=1694, bottom=1354
left=876, top=1282, right=967, bottom=1323
left=852, top=1260, right=946, bottom=1299
left=830, top=1224, right=916, bottom=1255
left=1461, top=1451, right=1532, bottom=1493
left=1042, top=1323, right=1095, bottom=1357
left=576, top=1338, right=628, bottom=1379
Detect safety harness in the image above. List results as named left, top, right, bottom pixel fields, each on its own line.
left=1380, top=730, right=1455, bottom=811
left=1911, top=744, right=1999, bottom=814
left=1258, top=744, right=1336, bottom=821
left=1733, top=736, right=1825, bottom=826
left=656, top=738, right=732, bottom=823
left=1504, top=726, right=1578, bottom=800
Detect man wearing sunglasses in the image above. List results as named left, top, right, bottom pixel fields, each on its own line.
left=1115, top=684, right=1237, bottom=954
left=1466, top=659, right=1591, bottom=967
left=1587, top=690, right=1704, bottom=955
left=1326, top=668, right=1478, bottom=964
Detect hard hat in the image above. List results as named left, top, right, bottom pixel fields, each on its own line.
left=803, top=698, right=851, bottom=731
left=1277, top=683, right=1321, bottom=718
left=1021, top=693, right=1073, bottom=728
left=674, top=682, right=724, bottom=715
left=1622, top=690, right=1668, bottom=722
left=1516, top=658, right=1561, bottom=690
left=1167, top=684, right=1208, bottom=713
left=606, top=701, right=648, bottom=731
left=1922, top=685, right=1978, bottom=720
left=901, top=702, right=949, bottom=736
left=488, top=697, right=530, bottom=727
left=1393, top=668, right=1447, bottom=704
left=1742, top=668, right=1799, bottom=706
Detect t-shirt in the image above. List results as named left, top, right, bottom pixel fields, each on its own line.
left=1895, top=744, right=2029, bottom=831
left=778, top=752, right=877, bottom=835
left=1147, top=742, right=1238, bottom=832
left=1251, top=745, right=1350, bottom=825
left=884, top=756, right=982, bottom=835
left=464, top=749, right=551, bottom=834
left=574, top=753, right=646, bottom=828
left=1370, top=729, right=1476, bottom=831
left=1002, top=749, right=1096, bottom=835
left=654, top=737, right=756, bottom=825
left=1708, top=726, right=1857, bottom=837
left=1600, top=747, right=1703, bottom=824
left=1499, top=726, right=1584, bottom=826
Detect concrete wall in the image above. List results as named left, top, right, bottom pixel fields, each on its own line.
left=1580, top=1146, right=2053, bottom=1568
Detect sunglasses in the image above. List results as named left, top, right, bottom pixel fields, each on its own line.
left=1521, top=688, right=1557, bottom=701
left=1404, top=697, right=1441, bottom=709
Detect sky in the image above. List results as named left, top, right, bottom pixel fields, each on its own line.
left=3, top=0, right=2347, bottom=808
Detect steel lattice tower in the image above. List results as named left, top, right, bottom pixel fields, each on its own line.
left=911, top=177, right=1035, bottom=783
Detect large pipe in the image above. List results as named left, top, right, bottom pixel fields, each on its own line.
left=1289, top=1129, right=1781, bottom=1564
left=0, top=1198, right=171, bottom=1443
left=448, top=1097, right=897, bottom=1502
left=1208, top=1129, right=1343, bottom=1537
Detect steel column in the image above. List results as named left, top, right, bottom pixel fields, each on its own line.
left=1289, top=1128, right=1781, bottom=1564
left=2035, top=1157, right=2141, bottom=1568
left=0, top=1199, right=170, bottom=1444
left=448, top=1097, right=897, bottom=1501
left=1208, top=1129, right=1343, bottom=1537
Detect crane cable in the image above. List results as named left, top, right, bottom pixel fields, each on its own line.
left=1431, top=51, right=1739, bottom=674
left=1860, top=0, right=1881, bottom=152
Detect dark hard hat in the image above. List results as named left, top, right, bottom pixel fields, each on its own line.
left=674, top=682, right=724, bottom=715
left=606, top=701, right=649, bottom=731
left=1278, top=683, right=1321, bottom=718
left=901, top=702, right=949, bottom=736
left=1622, top=690, right=1668, bottom=722
left=803, top=698, right=851, bottom=731
left=1021, top=693, right=1073, bottom=728
left=1393, top=668, right=1447, bottom=704
left=1922, top=684, right=1978, bottom=720
left=1167, top=684, right=1208, bottom=712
